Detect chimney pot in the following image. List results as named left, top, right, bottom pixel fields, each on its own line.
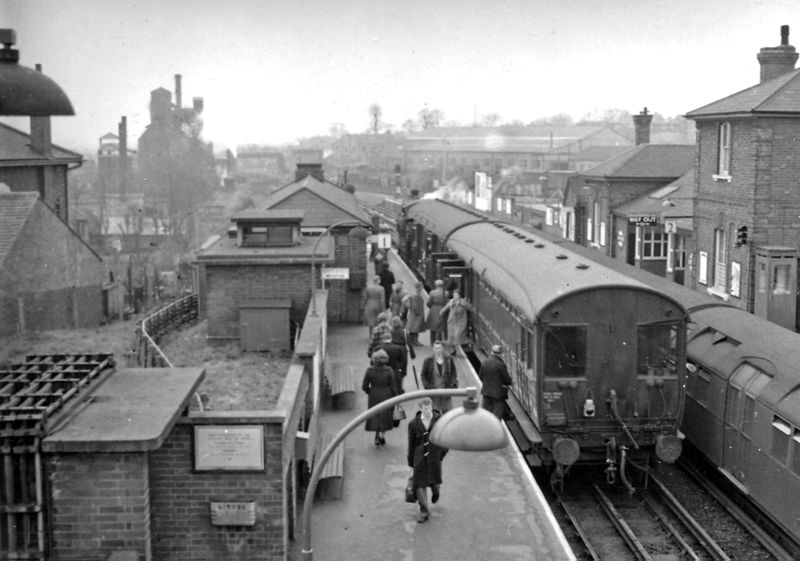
left=632, top=107, right=652, bottom=146
left=757, top=25, right=798, bottom=83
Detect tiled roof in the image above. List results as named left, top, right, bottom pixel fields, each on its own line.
left=570, top=145, right=632, bottom=161
left=582, top=144, right=695, bottom=180
left=0, top=192, right=38, bottom=264
left=0, top=122, right=83, bottom=163
left=263, top=175, right=369, bottom=226
left=614, top=168, right=696, bottom=220
left=685, top=68, right=800, bottom=118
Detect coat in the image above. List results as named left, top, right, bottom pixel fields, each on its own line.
left=372, top=341, right=408, bottom=383
left=403, top=291, right=425, bottom=333
left=390, top=326, right=415, bottom=360
left=378, top=266, right=395, bottom=307
left=478, top=354, right=512, bottom=399
left=362, top=284, right=385, bottom=327
left=424, top=287, right=447, bottom=332
left=420, top=355, right=458, bottom=411
left=442, top=297, right=475, bottom=346
left=407, top=411, right=448, bottom=488
left=389, top=287, right=406, bottom=318
left=362, top=364, right=400, bottom=432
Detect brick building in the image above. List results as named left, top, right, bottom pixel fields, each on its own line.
left=685, top=25, right=800, bottom=329
left=0, top=190, right=105, bottom=336
left=196, top=171, right=370, bottom=346
left=0, top=120, right=82, bottom=223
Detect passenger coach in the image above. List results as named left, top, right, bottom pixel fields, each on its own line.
left=403, top=199, right=689, bottom=489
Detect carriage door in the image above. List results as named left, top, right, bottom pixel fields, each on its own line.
left=442, top=266, right=471, bottom=300
left=722, top=365, right=769, bottom=487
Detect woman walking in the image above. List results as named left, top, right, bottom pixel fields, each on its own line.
left=362, top=275, right=386, bottom=339
left=407, top=398, right=448, bottom=523
left=424, top=279, right=447, bottom=345
left=361, top=349, right=400, bottom=446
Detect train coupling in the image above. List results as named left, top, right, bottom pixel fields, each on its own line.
left=605, top=437, right=618, bottom=484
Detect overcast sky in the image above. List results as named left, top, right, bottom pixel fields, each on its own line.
left=0, top=0, right=796, bottom=153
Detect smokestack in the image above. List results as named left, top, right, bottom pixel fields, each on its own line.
left=175, top=74, right=182, bottom=108
left=118, top=116, right=128, bottom=197
left=632, top=107, right=652, bottom=146
left=757, top=25, right=798, bottom=83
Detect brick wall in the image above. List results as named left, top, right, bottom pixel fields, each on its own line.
left=694, top=117, right=800, bottom=310
left=48, top=453, right=151, bottom=561
left=149, top=419, right=285, bottom=561
left=0, top=165, right=69, bottom=222
left=1, top=200, right=104, bottom=335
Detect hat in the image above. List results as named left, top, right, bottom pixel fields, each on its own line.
left=434, top=280, right=444, bottom=286
left=372, top=349, right=389, bottom=363
left=491, top=344, right=503, bottom=355
left=381, top=331, right=393, bottom=342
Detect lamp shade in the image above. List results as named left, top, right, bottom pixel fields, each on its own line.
left=430, top=395, right=508, bottom=451
left=0, top=30, right=75, bottom=116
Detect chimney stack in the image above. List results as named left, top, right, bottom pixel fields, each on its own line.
left=757, top=25, right=798, bottom=83
left=29, top=63, right=52, bottom=156
left=118, top=116, right=128, bottom=197
left=175, top=74, right=182, bottom=108
left=632, top=107, right=652, bottom=146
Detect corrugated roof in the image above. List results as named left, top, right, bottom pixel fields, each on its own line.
left=582, top=144, right=695, bottom=180
left=685, top=68, right=800, bottom=118
left=0, top=192, right=38, bottom=264
left=0, top=122, right=83, bottom=163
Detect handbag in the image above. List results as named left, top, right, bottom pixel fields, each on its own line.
left=405, top=469, right=416, bottom=503
left=392, top=404, right=406, bottom=427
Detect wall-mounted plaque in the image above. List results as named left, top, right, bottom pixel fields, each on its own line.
left=210, top=502, right=257, bottom=526
left=194, top=425, right=264, bottom=471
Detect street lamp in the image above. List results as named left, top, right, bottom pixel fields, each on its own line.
left=309, top=220, right=370, bottom=316
left=300, top=386, right=507, bottom=560
left=0, top=29, right=74, bottom=115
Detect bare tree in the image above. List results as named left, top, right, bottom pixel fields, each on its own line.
left=418, top=108, right=444, bottom=129
left=329, top=122, right=348, bottom=138
left=369, top=103, right=382, bottom=134
left=480, top=113, right=502, bottom=127
left=401, top=119, right=418, bottom=133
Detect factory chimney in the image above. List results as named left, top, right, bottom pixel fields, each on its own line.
left=175, top=74, right=182, bottom=108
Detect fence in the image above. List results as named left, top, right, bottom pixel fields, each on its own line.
left=134, top=292, right=199, bottom=368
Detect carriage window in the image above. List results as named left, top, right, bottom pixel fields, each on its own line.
left=637, top=323, right=679, bottom=375
left=544, top=326, right=586, bottom=378
left=742, top=396, right=755, bottom=437
left=688, top=368, right=711, bottom=406
left=771, top=416, right=792, bottom=464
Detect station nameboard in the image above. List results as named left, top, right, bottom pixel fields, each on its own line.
left=321, top=267, right=350, bottom=280
left=627, top=215, right=658, bottom=226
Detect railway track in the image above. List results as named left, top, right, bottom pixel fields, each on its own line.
left=554, top=473, right=727, bottom=561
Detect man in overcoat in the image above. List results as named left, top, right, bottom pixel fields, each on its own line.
left=478, top=344, right=512, bottom=419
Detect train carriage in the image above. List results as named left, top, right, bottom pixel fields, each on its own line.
left=404, top=199, right=689, bottom=488
left=683, top=304, right=800, bottom=541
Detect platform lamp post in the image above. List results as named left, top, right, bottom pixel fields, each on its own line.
left=300, top=386, right=507, bottom=560
left=309, top=220, right=370, bottom=316
left=0, top=29, right=75, bottom=116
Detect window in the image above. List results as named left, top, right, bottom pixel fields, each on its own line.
left=544, top=326, right=586, bottom=378
left=674, top=235, right=686, bottom=270
left=642, top=228, right=668, bottom=259
left=793, top=431, right=800, bottom=475
left=718, top=122, right=732, bottom=177
left=772, top=416, right=792, bottom=464
left=774, top=264, right=791, bottom=295
left=713, top=228, right=727, bottom=291
left=637, top=323, right=679, bottom=375
left=699, top=251, right=708, bottom=285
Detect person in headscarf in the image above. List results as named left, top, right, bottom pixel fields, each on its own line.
left=362, top=349, right=400, bottom=446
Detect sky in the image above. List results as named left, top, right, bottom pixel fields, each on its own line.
left=0, top=0, right=797, bottom=153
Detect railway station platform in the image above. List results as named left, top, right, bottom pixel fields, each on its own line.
left=292, top=251, right=574, bottom=560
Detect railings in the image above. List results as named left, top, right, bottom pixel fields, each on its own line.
left=135, top=293, right=198, bottom=368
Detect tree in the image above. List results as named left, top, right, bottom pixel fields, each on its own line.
left=480, top=113, right=502, bottom=127
left=401, top=119, right=418, bottom=134
left=369, top=103, right=382, bottom=134
left=418, top=108, right=444, bottom=129
left=329, top=122, right=348, bottom=138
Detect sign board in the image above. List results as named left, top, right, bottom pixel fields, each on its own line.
left=377, top=232, right=392, bottom=249
left=194, top=425, right=264, bottom=471
left=628, top=215, right=658, bottom=226
left=664, top=219, right=677, bottom=234
left=321, top=267, right=350, bottom=280
left=210, top=502, right=256, bottom=526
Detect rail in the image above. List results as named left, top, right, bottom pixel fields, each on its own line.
left=136, top=293, right=198, bottom=368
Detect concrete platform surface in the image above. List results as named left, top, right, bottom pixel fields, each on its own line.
left=296, top=318, right=574, bottom=561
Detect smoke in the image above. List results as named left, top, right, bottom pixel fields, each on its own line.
left=422, top=177, right=469, bottom=204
